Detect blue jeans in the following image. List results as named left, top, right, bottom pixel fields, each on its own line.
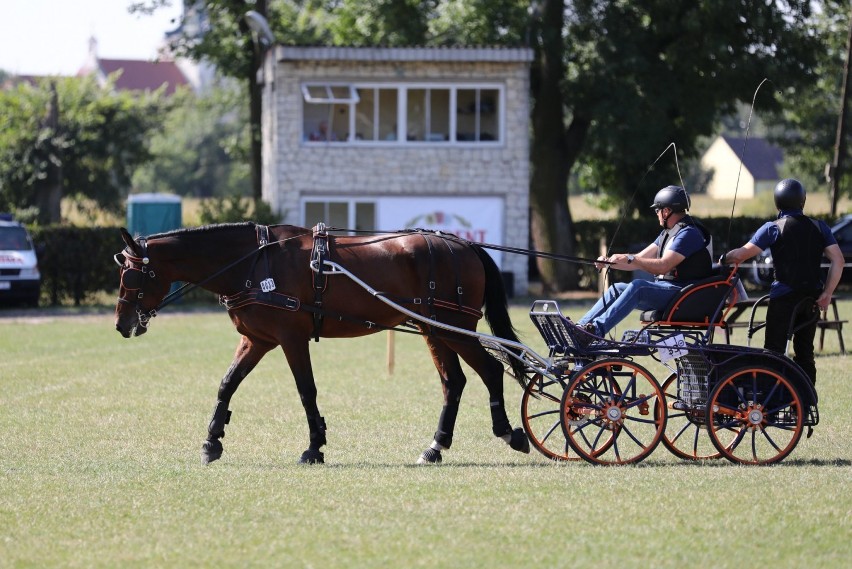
left=578, top=279, right=683, bottom=336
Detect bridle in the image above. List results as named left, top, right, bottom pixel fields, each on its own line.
left=114, top=238, right=159, bottom=331
left=113, top=229, right=313, bottom=333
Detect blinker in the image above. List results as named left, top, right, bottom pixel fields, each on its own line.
left=121, top=268, right=144, bottom=290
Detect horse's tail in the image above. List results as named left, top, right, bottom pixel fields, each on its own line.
left=470, top=243, right=529, bottom=388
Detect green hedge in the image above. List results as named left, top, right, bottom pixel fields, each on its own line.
left=30, top=226, right=125, bottom=306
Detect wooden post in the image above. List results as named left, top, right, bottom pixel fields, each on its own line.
left=386, top=331, right=395, bottom=375
left=598, top=236, right=608, bottom=295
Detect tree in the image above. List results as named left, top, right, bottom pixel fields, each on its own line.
left=135, top=0, right=307, bottom=202
left=0, top=75, right=165, bottom=224
left=768, top=0, right=852, bottom=215
left=132, top=84, right=251, bottom=197
left=140, top=0, right=830, bottom=291
left=520, top=0, right=825, bottom=290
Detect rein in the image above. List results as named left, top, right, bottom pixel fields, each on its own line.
left=316, top=226, right=615, bottom=268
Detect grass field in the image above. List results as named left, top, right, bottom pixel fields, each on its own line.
left=1, top=302, right=850, bottom=568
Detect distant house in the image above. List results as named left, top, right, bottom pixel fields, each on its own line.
left=701, top=135, right=784, bottom=199
left=76, top=37, right=189, bottom=95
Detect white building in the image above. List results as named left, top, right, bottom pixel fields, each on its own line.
left=260, top=46, right=533, bottom=295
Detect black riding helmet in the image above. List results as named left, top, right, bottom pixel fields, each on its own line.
left=774, top=178, right=806, bottom=210
left=650, top=185, right=689, bottom=213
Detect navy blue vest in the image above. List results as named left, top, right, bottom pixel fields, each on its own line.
left=656, top=215, right=713, bottom=284
left=772, top=215, right=825, bottom=292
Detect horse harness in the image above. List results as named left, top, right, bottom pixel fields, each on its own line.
left=218, top=225, right=482, bottom=341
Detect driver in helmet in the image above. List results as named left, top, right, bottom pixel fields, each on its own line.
left=570, top=185, right=714, bottom=344
left=723, top=178, right=843, bottom=384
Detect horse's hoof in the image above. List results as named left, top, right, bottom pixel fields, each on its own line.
left=508, top=428, right=530, bottom=454
left=201, top=439, right=223, bottom=465
left=417, top=448, right=442, bottom=465
left=299, top=449, right=325, bottom=464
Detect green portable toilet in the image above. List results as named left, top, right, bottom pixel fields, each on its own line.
left=127, top=193, right=183, bottom=298
left=127, top=193, right=182, bottom=237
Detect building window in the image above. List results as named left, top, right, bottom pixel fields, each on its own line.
left=302, top=84, right=359, bottom=142
left=303, top=199, right=376, bottom=232
left=302, top=82, right=503, bottom=145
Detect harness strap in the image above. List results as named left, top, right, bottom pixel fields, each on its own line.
left=419, top=231, right=438, bottom=322
left=375, top=292, right=483, bottom=319
left=220, top=289, right=300, bottom=312
left=311, top=223, right=329, bottom=341
left=437, top=232, right=464, bottom=309
left=245, top=225, right=272, bottom=289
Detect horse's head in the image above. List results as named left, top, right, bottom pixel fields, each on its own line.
left=114, top=228, right=173, bottom=338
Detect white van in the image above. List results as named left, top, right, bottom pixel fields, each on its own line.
left=0, top=215, right=41, bottom=306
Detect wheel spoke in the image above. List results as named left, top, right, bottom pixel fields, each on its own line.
left=620, top=422, right=647, bottom=448
left=759, top=426, right=782, bottom=452
left=540, top=420, right=561, bottom=445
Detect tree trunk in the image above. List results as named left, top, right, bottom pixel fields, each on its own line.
left=247, top=0, right=267, bottom=202
left=36, top=82, right=62, bottom=224
left=830, top=11, right=852, bottom=217
left=248, top=74, right=262, bottom=201
left=529, top=0, right=582, bottom=291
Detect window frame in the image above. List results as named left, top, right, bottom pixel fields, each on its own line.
left=301, top=81, right=505, bottom=147
left=301, top=197, right=377, bottom=234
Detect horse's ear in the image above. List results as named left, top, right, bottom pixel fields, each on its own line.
left=120, top=228, right=140, bottom=254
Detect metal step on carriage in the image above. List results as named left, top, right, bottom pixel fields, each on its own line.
left=322, top=253, right=819, bottom=466
left=510, top=265, right=820, bottom=465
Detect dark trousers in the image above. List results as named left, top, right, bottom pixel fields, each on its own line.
left=764, top=290, right=819, bottom=384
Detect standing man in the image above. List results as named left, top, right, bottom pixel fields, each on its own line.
left=571, top=185, right=714, bottom=342
left=723, top=179, right=843, bottom=384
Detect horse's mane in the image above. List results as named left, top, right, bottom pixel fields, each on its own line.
left=144, top=222, right=316, bottom=241
left=146, top=222, right=258, bottom=240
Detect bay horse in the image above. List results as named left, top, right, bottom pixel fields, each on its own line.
left=113, top=223, right=531, bottom=465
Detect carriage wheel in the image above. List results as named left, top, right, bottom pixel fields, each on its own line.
left=560, top=358, right=665, bottom=465
left=658, top=373, right=723, bottom=461
left=521, top=373, right=581, bottom=461
left=706, top=366, right=804, bottom=465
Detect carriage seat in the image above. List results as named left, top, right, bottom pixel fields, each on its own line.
left=639, top=267, right=743, bottom=341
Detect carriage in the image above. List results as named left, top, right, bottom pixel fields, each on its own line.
left=514, top=269, right=819, bottom=466
left=113, top=223, right=819, bottom=466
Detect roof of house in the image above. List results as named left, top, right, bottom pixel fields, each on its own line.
left=720, top=135, right=783, bottom=180
left=79, top=58, right=189, bottom=95
left=275, top=45, right=534, bottom=63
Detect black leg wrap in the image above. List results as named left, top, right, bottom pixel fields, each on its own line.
left=307, top=414, right=327, bottom=449
left=201, top=439, right=223, bottom=465
left=207, top=400, right=232, bottom=440
left=434, top=405, right=458, bottom=449
left=299, top=414, right=326, bottom=464
left=434, top=430, right=453, bottom=450
left=508, top=427, right=531, bottom=454
left=489, top=400, right=512, bottom=438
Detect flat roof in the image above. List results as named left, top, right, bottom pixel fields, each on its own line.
left=275, top=46, right=534, bottom=63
